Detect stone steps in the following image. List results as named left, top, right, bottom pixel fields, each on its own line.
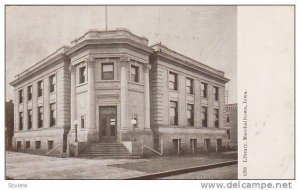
left=79, top=142, right=140, bottom=159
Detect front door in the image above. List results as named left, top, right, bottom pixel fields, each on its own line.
left=99, top=106, right=117, bottom=142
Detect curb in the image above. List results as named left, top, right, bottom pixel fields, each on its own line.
left=124, top=160, right=238, bottom=179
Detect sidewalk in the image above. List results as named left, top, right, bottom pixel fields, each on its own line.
left=6, top=151, right=237, bottom=179
left=6, top=151, right=147, bottom=179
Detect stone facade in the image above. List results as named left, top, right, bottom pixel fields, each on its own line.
left=149, top=44, right=230, bottom=155
left=10, top=29, right=230, bottom=157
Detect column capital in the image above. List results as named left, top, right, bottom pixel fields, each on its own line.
left=85, top=56, right=95, bottom=65
left=143, top=64, right=151, bottom=72
left=69, top=65, right=75, bottom=72
left=119, top=56, right=130, bottom=67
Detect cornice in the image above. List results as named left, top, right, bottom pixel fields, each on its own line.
left=156, top=51, right=230, bottom=83
left=65, top=38, right=153, bottom=57
left=10, top=53, right=68, bottom=87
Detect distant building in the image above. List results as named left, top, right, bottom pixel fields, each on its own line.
left=5, top=100, right=14, bottom=150
left=225, top=103, right=237, bottom=148
left=10, top=29, right=230, bottom=157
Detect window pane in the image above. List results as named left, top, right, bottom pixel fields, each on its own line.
left=170, top=108, right=175, bottom=116
left=169, top=73, right=175, bottom=82
left=103, top=72, right=113, bottom=79
left=170, top=101, right=178, bottom=125
left=186, top=78, right=191, bottom=86
left=103, top=64, right=113, bottom=72
left=131, top=67, right=136, bottom=75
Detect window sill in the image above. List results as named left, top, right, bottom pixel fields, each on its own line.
left=186, top=93, right=194, bottom=96
left=169, top=89, right=178, bottom=93
left=101, top=78, right=115, bottom=81
left=76, top=82, right=87, bottom=87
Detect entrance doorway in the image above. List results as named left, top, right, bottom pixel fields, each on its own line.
left=99, top=106, right=117, bottom=142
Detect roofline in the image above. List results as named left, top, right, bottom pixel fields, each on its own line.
left=151, top=43, right=225, bottom=77
left=153, top=50, right=230, bottom=83
left=12, top=45, right=69, bottom=79
left=10, top=52, right=68, bottom=87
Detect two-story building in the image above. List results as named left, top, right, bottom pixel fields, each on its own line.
left=150, top=44, right=229, bottom=154
left=9, top=29, right=229, bottom=157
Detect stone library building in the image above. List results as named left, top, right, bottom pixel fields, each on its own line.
left=10, top=29, right=230, bottom=158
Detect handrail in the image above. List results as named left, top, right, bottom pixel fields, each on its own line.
left=143, top=145, right=163, bottom=156
left=46, top=144, right=62, bottom=156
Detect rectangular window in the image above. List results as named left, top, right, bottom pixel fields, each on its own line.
left=130, top=65, right=139, bottom=82
left=102, top=63, right=114, bottom=80
left=50, top=103, right=56, bottom=127
left=27, top=85, right=32, bottom=101
left=213, top=86, right=219, bottom=101
left=217, top=139, right=222, bottom=151
left=169, top=72, right=178, bottom=90
left=19, top=112, right=23, bottom=130
left=173, top=139, right=181, bottom=155
left=28, top=109, right=33, bottom=130
left=81, top=116, right=85, bottom=129
left=204, top=139, right=210, bottom=151
left=186, top=78, right=193, bottom=94
left=35, top=141, right=41, bottom=149
left=79, top=66, right=87, bottom=84
left=202, top=106, right=208, bottom=127
left=190, top=139, right=197, bottom=154
left=187, top=104, right=194, bottom=126
left=37, top=80, right=43, bottom=97
left=17, top=141, right=21, bottom=149
left=169, top=101, right=178, bottom=125
left=25, top=141, right=30, bottom=148
left=214, top=109, right=219, bottom=128
left=49, top=74, right=56, bottom=93
left=48, top=140, right=54, bottom=150
left=38, top=107, right=43, bottom=128
left=201, top=82, right=207, bottom=98
left=19, top=89, right=23, bottom=104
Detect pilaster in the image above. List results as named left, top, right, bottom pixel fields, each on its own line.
left=86, top=56, right=96, bottom=137
left=69, top=65, right=76, bottom=130
left=143, top=64, right=151, bottom=130
left=119, top=56, right=130, bottom=130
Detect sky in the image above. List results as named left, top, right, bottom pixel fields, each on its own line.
left=6, top=6, right=237, bottom=103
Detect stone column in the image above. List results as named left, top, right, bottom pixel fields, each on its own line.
left=207, top=84, right=214, bottom=128
left=178, top=73, right=186, bottom=126
left=32, top=82, right=38, bottom=129
left=143, top=64, right=151, bottom=129
left=43, top=77, right=50, bottom=128
left=23, top=87, right=28, bottom=130
left=119, top=56, right=129, bottom=130
left=14, top=89, right=19, bottom=132
left=194, top=79, right=202, bottom=128
left=69, top=65, right=76, bottom=130
left=219, top=86, right=225, bottom=128
left=86, top=57, right=96, bottom=139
